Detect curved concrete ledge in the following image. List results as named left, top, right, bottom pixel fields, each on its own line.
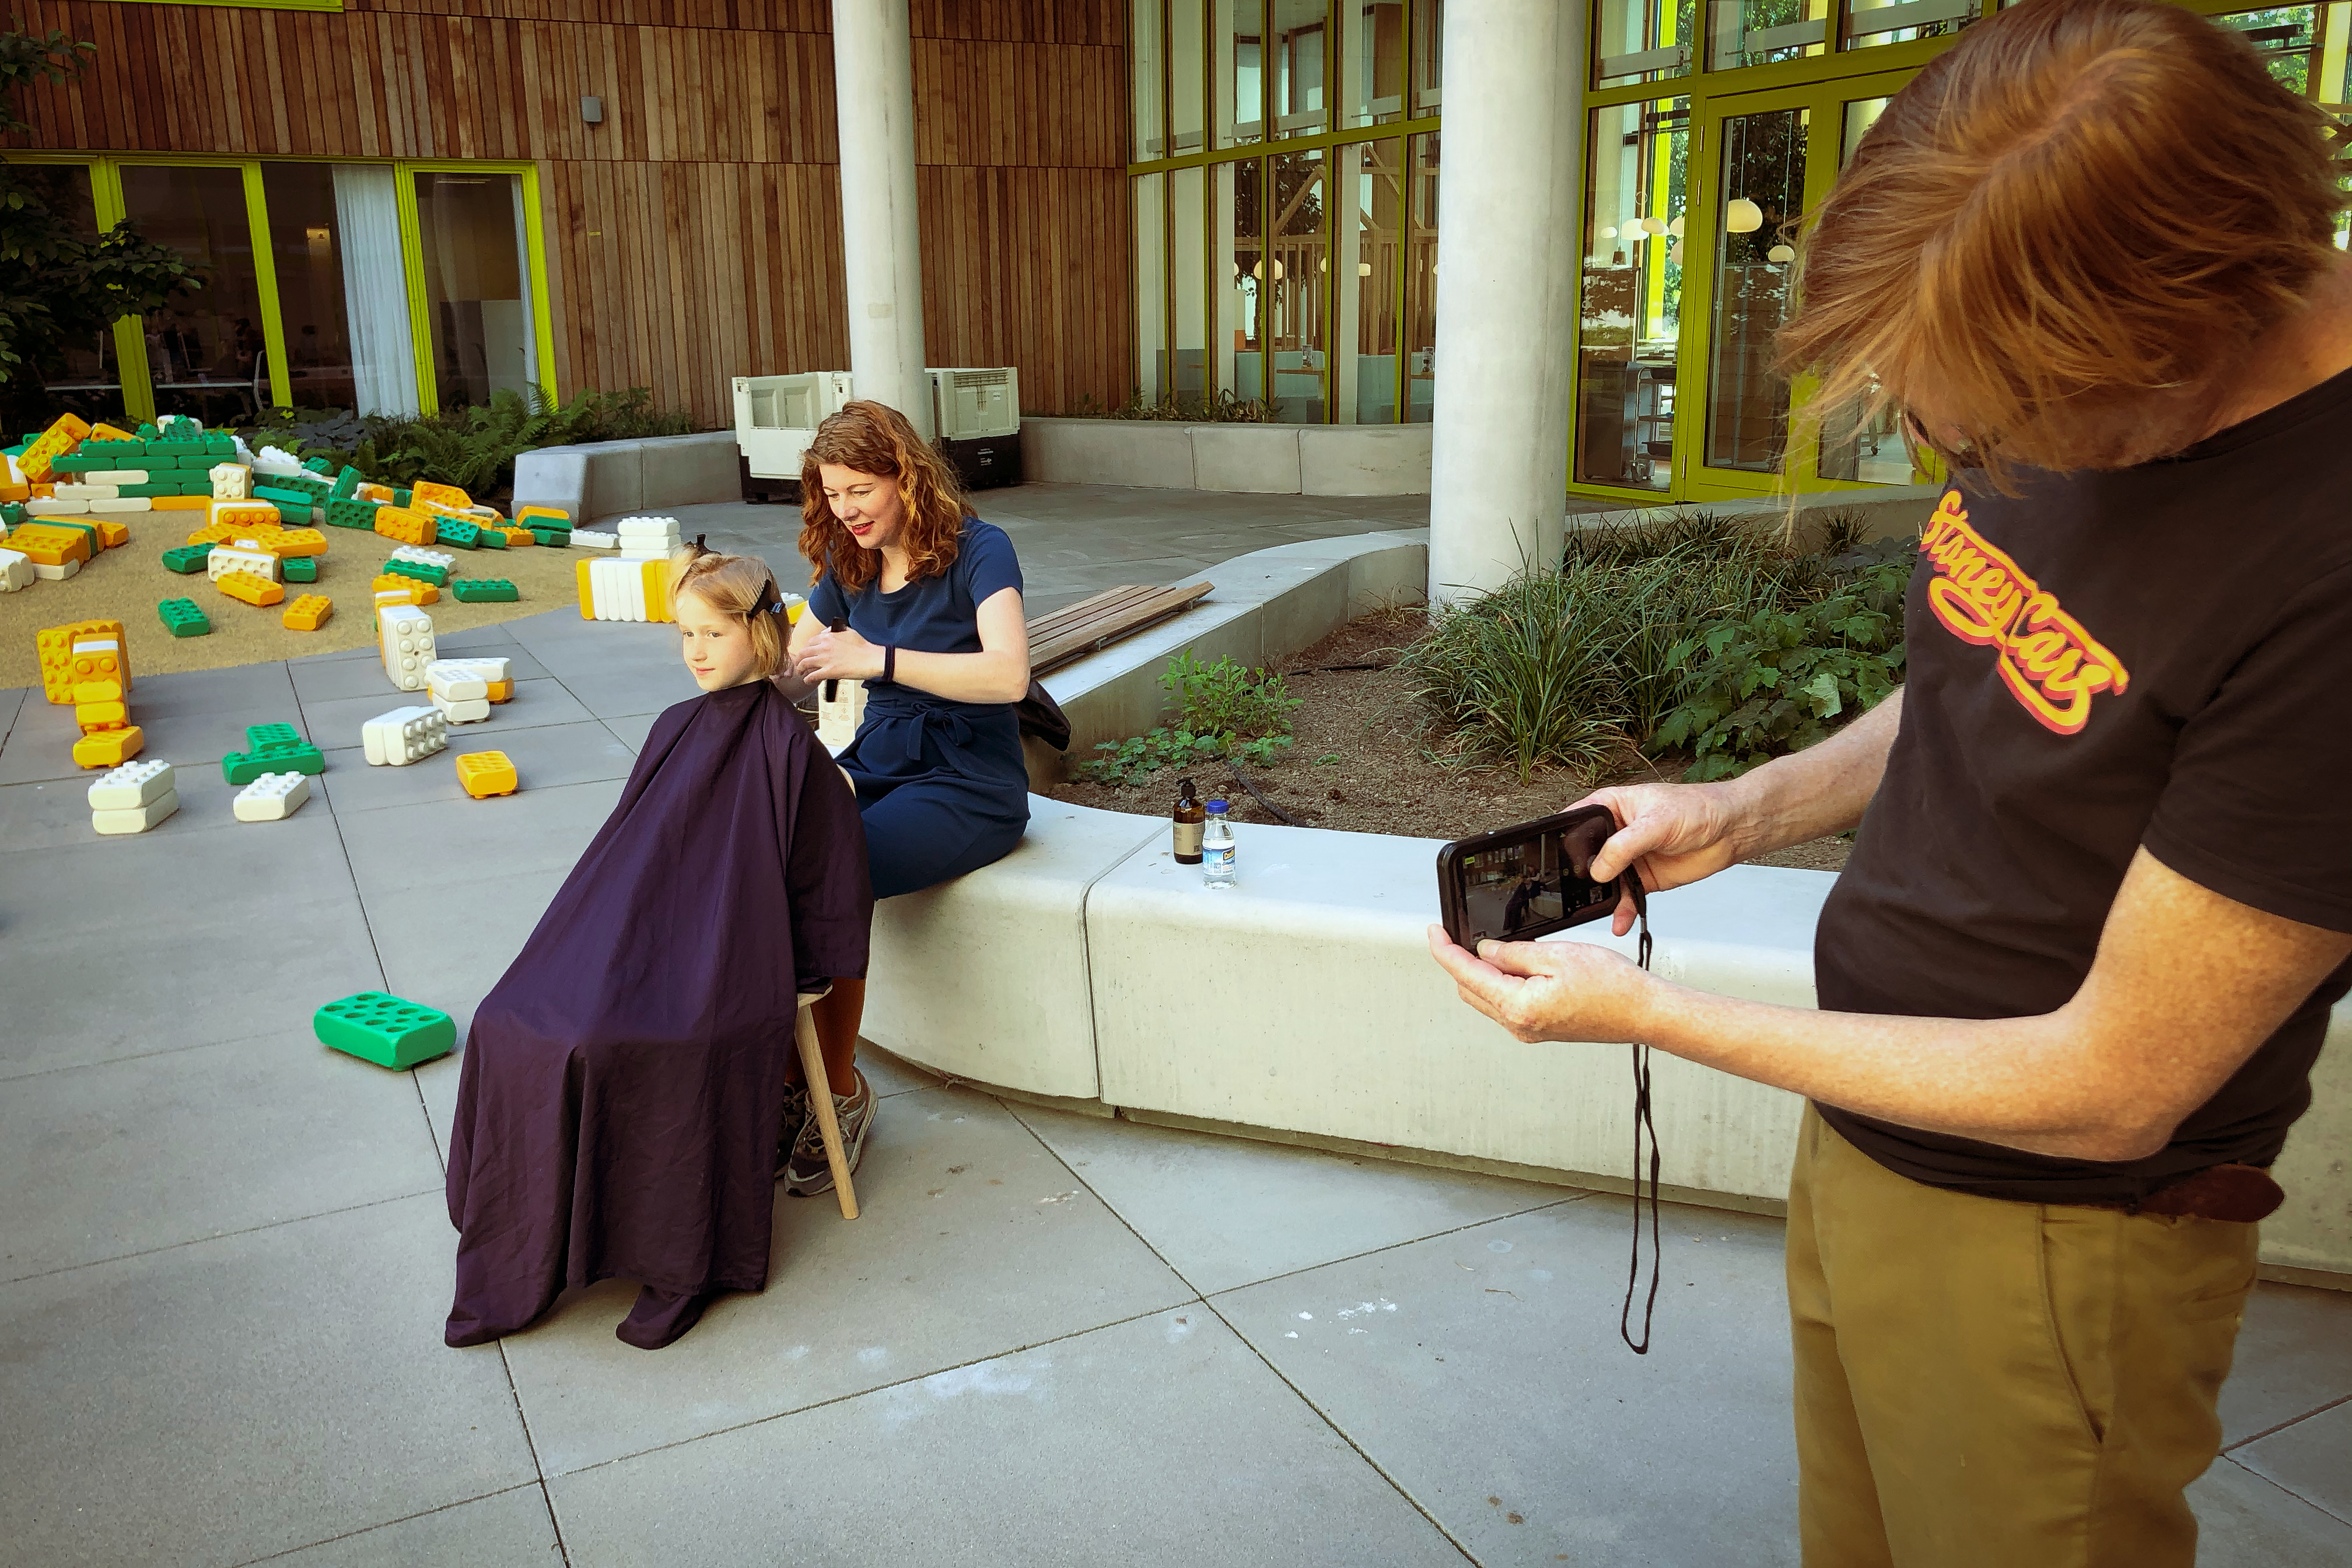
left=1023, top=416, right=1433, bottom=496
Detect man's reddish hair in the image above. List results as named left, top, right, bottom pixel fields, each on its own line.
left=1780, top=0, right=2344, bottom=482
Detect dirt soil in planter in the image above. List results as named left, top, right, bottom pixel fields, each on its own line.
left=1046, top=608, right=1852, bottom=874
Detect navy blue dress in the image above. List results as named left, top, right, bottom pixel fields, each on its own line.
left=808, top=517, right=1031, bottom=899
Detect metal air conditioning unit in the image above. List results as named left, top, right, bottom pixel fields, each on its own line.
left=733, top=371, right=855, bottom=497
left=927, top=366, right=1023, bottom=491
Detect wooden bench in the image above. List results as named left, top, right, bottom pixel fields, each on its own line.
left=1024, top=582, right=1213, bottom=677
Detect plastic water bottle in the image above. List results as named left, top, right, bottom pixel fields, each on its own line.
left=1201, top=799, right=1236, bottom=888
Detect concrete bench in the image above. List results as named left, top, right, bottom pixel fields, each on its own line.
left=510, top=430, right=741, bottom=524
left=863, top=799, right=2352, bottom=1281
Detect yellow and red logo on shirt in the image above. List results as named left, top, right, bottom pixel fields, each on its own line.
left=1917, top=491, right=2130, bottom=735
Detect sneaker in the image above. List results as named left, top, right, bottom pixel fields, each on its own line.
left=783, top=1070, right=874, bottom=1196
left=774, top=1078, right=811, bottom=1178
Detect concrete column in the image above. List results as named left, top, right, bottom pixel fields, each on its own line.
left=832, top=0, right=933, bottom=439
left=1426, top=1, right=1584, bottom=605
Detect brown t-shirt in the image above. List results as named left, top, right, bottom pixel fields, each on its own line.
left=1813, top=365, right=2352, bottom=1203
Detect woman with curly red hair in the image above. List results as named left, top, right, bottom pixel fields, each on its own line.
left=780, top=399, right=1032, bottom=1196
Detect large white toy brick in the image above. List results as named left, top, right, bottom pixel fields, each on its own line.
left=615, top=515, right=682, bottom=537
left=588, top=556, right=644, bottom=621
left=432, top=692, right=492, bottom=724
left=571, top=529, right=618, bottom=549
left=388, top=544, right=456, bottom=571
left=207, top=544, right=280, bottom=583
left=33, top=558, right=82, bottom=581
left=209, top=462, right=251, bottom=500
left=87, top=496, right=152, bottom=513
left=444, top=656, right=511, bottom=684
left=425, top=661, right=488, bottom=702
left=233, top=771, right=310, bottom=821
left=92, top=790, right=179, bottom=835
left=377, top=603, right=438, bottom=691
left=26, top=496, right=92, bottom=515
left=88, top=758, right=174, bottom=811
left=83, top=469, right=150, bottom=485
left=51, top=482, right=120, bottom=500
left=0, top=548, right=31, bottom=592
left=362, top=704, right=449, bottom=766
left=251, top=443, right=306, bottom=476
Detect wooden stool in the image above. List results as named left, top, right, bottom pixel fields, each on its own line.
left=793, top=993, right=859, bottom=1220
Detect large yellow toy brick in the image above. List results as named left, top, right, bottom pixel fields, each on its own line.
left=75, top=698, right=128, bottom=733
left=88, top=422, right=135, bottom=443
left=19, top=412, right=91, bottom=482
left=516, top=505, right=571, bottom=524
left=490, top=525, right=534, bottom=547
left=210, top=501, right=284, bottom=531
left=282, top=594, right=333, bottom=631
left=151, top=495, right=211, bottom=511
left=372, top=573, right=440, bottom=606
left=373, top=507, right=436, bottom=546
left=186, top=519, right=276, bottom=548
left=8, top=523, right=92, bottom=568
left=73, top=723, right=144, bottom=769
left=0, top=483, right=29, bottom=503
left=246, top=526, right=327, bottom=558
left=575, top=556, right=596, bottom=619
left=72, top=679, right=123, bottom=705
left=38, top=618, right=130, bottom=704
left=485, top=677, right=514, bottom=703
left=355, top=481, right=396, bottom=505
left=455, top=750, right=518, bottom=799
left=642, top=558, right=673, bottom=622
left=218, top=570, right=285, bottom=608
left=411, top=481, right=471, bottom=510
left=92, top=517, right=131, bottom=550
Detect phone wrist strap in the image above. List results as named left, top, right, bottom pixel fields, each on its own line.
left=1622, top=878, right=1662, bottom=1356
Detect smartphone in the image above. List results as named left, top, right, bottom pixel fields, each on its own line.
left=1436, top=804, right=1626, bottom=949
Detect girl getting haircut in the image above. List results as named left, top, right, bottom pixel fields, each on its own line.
left=1778, top=0, right=2347, bottom=485
left=668, top=544, right=793, bottom=681
left=796, top=399, right=971, bottom=596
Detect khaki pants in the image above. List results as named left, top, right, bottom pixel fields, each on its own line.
left=1787, top=1105, right=2258, bottom=1568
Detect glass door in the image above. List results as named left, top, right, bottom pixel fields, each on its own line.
left=1675, top=71, right=1918, bottom=499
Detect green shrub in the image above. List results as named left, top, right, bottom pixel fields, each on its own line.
left=1648, top=555, right=1909, bottom=781
left=1078, top=652, right=1297, bottom=786
left=237, top=386, right=702, bottom=502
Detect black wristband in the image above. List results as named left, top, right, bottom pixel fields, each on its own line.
left=883, top=645, right=896, bottom=683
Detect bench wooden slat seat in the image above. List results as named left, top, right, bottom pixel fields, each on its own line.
left=1024, top=581, right=1212, bottom=677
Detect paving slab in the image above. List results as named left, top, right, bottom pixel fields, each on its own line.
left=0, top=817, right=383, bottom=1079
left=314, top=719, right=635, bottom=816
left=0, top=664, right=309, bottom=788
left=254, top=1486, right=562, bottom=1568
left=1211, top=1195, right=1801, bottom=1567
left=0, top=1027, right=443, bottom=1282
left=2189, top=1454, right=2352, bottom=1566
left=2220, top=1280, right=2352, bottom=1444
left=0, top=682, right=26, bottom=750
left=496, top=1084, right=1192, bottom=1475
left=1012, top=1101, right=1580, bottom=1295
left=600, top=710, right=659, bottom=754
left=334, top=778, right=625, bottom=900
left=547, top=1307, right=1469, bottom=1568
left=370, top=868, right=572, bottom=1069
left=0, top=1193, right=537, bottom=1568
left=0, top=751, right=255, bottom=852
left=2232, top=1399, right=2351, bottom=1521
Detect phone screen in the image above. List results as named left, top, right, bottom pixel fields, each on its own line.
left=1443, top=808, right=1619, bottom=947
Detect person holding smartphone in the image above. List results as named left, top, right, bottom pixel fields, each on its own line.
left=1427, top=3, right=2352, bottom=1562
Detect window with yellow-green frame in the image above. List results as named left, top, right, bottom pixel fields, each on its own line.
left=1, top=152, right=556, bottom=427
left=1572, top=0, right=2352, bottom=506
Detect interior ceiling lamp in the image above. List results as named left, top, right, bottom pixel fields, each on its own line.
left=1600, top=225, right=1619, bottom=239
left=1668, top=214, right=1687, bottom=239
left=1768, top=243, right=1797, bottom=262
left=1726, top=197, right=1765, bottom=233
left=1640, top=215, right=1669, bottom=236
left=1668, top=240, right=1685, bottom=265
left=1357, top=261, right=1373, bottom=275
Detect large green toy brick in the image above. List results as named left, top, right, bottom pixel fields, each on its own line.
left=157, top=597, right=212, bottom=638
left=475, top=526, right=506, bottom=551
left=50, top=519, right=100, bottom=554
left=392, top=487, right=413, bottom=508
left=222, top=723, right=325, bottom=785
left=524, top=524, right=571, bottom=547
left=324, top=496, right=380, bottom=530
left=314, top=992, right=456, bottom=1070
left=383, top=557, right=449, bottom=587
left=147, top=439, right=205, bottom=457
left=330, top=466, right=361, bottom=499
left=162, top=543, right=213, bottom=573
left=117, top=481, right=175, bottom=498
left=450, top=577, right=518, bottom=603
left=281, top=554, right=318, bottom=583
left=434, top=517, right=482, bottom=549
left=135, top=422, right=160, bottom=439
left=303, top=456, right=332, bottom=475
left=253, top=484, right=316, bottom=510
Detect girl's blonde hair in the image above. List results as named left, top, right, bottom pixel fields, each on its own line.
left=1777, top=0, right=2345, bottom=487
left=668, top=544, right=793, bottom=681
left=797, top=399, right=971, bottom=595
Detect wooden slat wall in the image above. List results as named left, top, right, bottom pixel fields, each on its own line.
left=5, top=0, right=1131, bottom=425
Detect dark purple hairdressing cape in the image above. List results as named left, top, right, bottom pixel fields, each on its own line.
left=443, top=679, right=871, bottom=1345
